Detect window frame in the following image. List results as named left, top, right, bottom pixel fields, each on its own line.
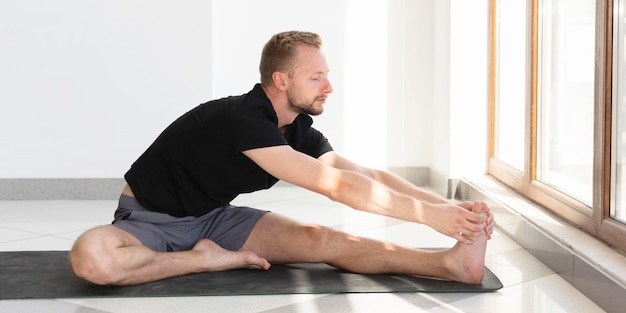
left=487, top=0, right=626, bottom=252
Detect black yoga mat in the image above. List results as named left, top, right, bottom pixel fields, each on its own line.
left=0, top=251, right=502, bottom=299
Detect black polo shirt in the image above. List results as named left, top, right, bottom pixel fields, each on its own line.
left=124, top=84, right=333, bottom=217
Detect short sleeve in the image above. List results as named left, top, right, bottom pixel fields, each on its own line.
left=284, top=115, right=333, bottom=158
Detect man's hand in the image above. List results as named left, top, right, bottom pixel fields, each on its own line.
left=422, top=201, right=490, bottom=243
left=483, top=203, right=495, bottom=239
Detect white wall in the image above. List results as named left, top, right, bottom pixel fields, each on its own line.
left=0, top=0, right=488, bottom=180
left=431, top=0, right=489, bottom=178
left=0, top=0, right=213, bottom=178
left=386, top=0, right=436, bottom=168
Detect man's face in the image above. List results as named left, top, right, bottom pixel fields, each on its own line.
left=285, top=46, right=333, bottom=116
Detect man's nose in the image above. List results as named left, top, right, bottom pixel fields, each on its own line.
left=324, top=78, right=334, bottom=94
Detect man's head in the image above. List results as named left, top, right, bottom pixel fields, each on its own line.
left=260, top=31, right=332, bottom=116
left=259, top=31, right=323, bottom=88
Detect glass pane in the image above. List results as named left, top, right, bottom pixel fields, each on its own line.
left=537, top=0, right=595, bottom=205
left=494, top=0, right=527, bottom=171
left=612, top=0, right=626, bottom=224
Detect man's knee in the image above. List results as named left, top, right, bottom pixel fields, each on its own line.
left=302, top=224, right=337, bottom=262
left=69, top=226, right=131, bottom=285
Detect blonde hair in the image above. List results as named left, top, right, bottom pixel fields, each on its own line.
left=259, top=31, right=322, bottom=87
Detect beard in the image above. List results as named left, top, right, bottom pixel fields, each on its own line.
left=286, top=92, right=324, bottom=116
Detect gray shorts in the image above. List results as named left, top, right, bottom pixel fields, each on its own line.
left=111, top=194, right=268, bottom=252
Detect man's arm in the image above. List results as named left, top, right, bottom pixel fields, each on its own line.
left=243, top=146, right=487, bottom=242
left=317, top=151, right=449, bottom=205
left=317, top=151, right=494, bottom=239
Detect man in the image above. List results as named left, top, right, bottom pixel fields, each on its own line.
left=69, top=31, right=494, bottom=286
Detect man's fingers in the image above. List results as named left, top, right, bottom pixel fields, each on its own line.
left=456, top=201, right=474, bottom=211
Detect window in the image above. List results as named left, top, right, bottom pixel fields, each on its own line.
left=613, top=0, right=626, bottom=223
left=492, top=0, right=528, bottom=172
left=536, top=0, right=596, bottom=206
left=489, top=0, right=626, bottom=252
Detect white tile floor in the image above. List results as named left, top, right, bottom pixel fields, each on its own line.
left=0, top=187, right=606, bottom=313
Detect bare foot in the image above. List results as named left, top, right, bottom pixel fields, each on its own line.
left=444, top=201, right=488, bottom=284
left=192, top=239, right=271, bottom=272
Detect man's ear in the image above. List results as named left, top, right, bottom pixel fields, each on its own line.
left=272, top=72, right=288, bottom=91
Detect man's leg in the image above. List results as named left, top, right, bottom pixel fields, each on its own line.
left=69, top=225, right=270, bottom=286
left=240, top=202, right=488, bottom=284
